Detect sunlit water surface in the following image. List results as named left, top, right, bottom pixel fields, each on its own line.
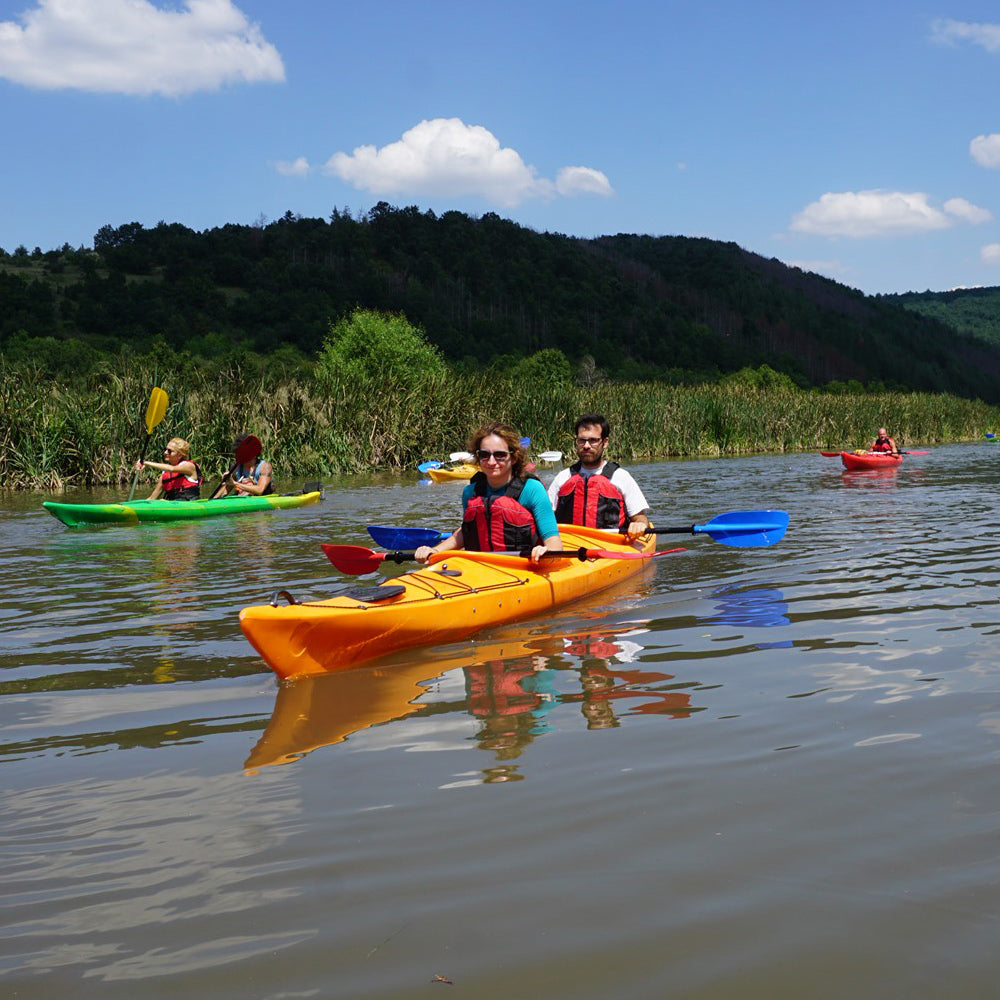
left=2, top=445, right=999, bottom=999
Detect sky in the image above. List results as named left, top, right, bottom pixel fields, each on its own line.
left=2, top=0, right=1000, bottom=295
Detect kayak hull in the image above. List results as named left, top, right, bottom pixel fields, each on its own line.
left=840, top=451, right=903, bottom=471
left=240, top=526, right=661, bottom=680
left=43, top=491, right=322, bottom=527
left=425, top=463, right=477, bottom=482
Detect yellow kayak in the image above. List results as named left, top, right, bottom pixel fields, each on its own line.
left=425, top=463, right=478, bottom=482
left=239, top=526, right=665, bottom=680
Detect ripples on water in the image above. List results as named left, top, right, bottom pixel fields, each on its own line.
left=2, top=446, right=1000, bottom=998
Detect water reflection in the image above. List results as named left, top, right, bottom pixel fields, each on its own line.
left=247, top=628, right=706, bottom=778
left=698, top=582, right=792, bottom=650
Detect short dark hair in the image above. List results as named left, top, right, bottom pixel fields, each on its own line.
left=574, top=414, right=610, bottom=439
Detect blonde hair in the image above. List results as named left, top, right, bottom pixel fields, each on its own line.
left=166, top=437, right=191, bottom=459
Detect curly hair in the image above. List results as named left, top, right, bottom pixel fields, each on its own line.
left=467, top=422, right=529, bottom=479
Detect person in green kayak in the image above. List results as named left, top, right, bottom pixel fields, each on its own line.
left=211, top=434, right=274, bottom=498
left=870, top=427, right=899, bottom=454
left=414, top=422, right=563, bottom=565
left=134, top=438, right=202, bottom=500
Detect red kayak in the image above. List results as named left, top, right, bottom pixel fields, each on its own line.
left=839, top=451, right=903, bottom=471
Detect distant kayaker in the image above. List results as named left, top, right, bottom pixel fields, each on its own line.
left=134, top=438, right=202, bottom=501
left=414, top=422, right=563, bottom=564
left=547, top=414, right=651, bottom=539
left=212, top=434, right=274, bottom=498
left=871, top=428, right=899, bottom=455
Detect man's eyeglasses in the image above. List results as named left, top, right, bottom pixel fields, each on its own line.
left=575, top=436, right=604, bottom=446
left=476, top=449, right=510, bottom=462
left=164, top=448, right=175, bottom=454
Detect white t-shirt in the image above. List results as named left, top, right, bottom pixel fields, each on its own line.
left=547, top=461, right=650, bottom=519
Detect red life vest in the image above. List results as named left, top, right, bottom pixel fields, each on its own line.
left=871, top=438, right=893, bottom=453
left=461, top=473, right=542, bottom=552
left=160, top=462, right=202, bottom=500
left=554, top=461, right=628, bottom=531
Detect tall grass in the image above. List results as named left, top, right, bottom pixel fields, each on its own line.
left=2, top=357, right=998, bottom=489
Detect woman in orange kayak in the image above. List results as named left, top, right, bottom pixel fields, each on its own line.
left=414, top=422, right=563, bottom=564
left=871, top=427, right=899, bottom=454
left=134, top=438, right=202, bottom=500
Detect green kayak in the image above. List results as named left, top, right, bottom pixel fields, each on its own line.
left=42, top=491, right=322, bottom=527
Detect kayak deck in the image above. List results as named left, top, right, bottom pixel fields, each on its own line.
left=43, top=491, right=322, bottom=527
left=839, top=451, right=903, bottom=471
left=240, top=526, right=664, bottom=680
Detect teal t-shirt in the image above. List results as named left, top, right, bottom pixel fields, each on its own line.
left=461, top=477, right=559, bottom=541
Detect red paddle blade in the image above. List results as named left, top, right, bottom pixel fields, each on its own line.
left=235, top=434, right=262, bottom=464
left=321, top=544, right=387, bottom=574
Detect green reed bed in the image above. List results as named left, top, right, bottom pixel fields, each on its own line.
left=3, top=359, right=999, bottom=489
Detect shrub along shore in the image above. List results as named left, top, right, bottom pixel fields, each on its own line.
left=3, top=360, right=998, bottom=491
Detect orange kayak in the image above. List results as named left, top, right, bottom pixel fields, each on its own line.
left=239, top=525, right=663, bottom=680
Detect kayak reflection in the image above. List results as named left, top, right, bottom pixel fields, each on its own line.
left=245, top=628, right=700, bottom=773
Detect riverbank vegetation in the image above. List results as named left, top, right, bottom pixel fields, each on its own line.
left=3, top=311, right=997, bottom=490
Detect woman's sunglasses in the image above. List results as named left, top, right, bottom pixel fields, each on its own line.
left=476, top=449, right=510, bottom=462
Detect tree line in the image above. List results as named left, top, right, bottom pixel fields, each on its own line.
left=3, top=202, right=1000, bottom=402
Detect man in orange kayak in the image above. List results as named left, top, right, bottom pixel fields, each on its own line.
left=871, top=428, right=899, bottom=454
left=547, top=414, right=651, bottom=539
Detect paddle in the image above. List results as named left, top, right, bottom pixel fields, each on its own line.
left=366, top=509, right=788, bottom=553
left=537, top=450, right=563, bottom=462
left=127, top=387, right=168, bottom=500
left=321, top=543, right=685, bottom=575
left=208, top=434, right=262, bottom=500
left=368, top=525, right=450, bottom=548
left=417, top=450, right=475, bottom=474
left=821, top=450, right=928, bottom=457
left=649, top=510, right=789, bottom=548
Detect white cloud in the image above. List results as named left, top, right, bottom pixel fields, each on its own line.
left=321, top=118, right=613, bottom=207
left=943, top=197, right=992, bottom=224
left=931, top=18, right=1000, bottom=52
left=982, top=243, right=1000, bottom=263
left=789, top=189, right=989, bottom=237
left=970, top=134, right=1000, bottom=168
left=275, top=157, right=310, bottom=177
left=554, top=166, right=613, bottom=198
left=0, top=0, right=284, bottom=96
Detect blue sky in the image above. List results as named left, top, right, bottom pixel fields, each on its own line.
left=2, top=0, right=1000, bottom=295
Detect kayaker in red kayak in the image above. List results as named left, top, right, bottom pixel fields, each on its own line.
left=547, top=414, right=652, bottom=539
left=870, top=427, right=899, bottom=455
left=134, top=438, right=202, bottom=500
left=414, top=422, right=563, bottom=564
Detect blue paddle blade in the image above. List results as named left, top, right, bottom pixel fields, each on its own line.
left=416, top=460, right=442, bottom=473
left=692, top=510, right=789, bottom=548
left=519, top=437, right=531, bottom=447
left=367, top=525, right=449, bottom=549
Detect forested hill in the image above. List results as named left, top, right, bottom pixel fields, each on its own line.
left=4, top=202, right=1000, bottom=402
left=886, top=286, right=1000, bottom=349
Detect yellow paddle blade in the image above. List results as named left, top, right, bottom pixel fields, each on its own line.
left=144, top=387, right=168, bottom=435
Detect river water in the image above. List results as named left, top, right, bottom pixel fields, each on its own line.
left=2, top=444, right=999, bottom=999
